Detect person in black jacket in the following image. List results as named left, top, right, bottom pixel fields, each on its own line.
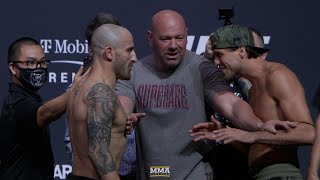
left=0, top=37, right=82, bottom=180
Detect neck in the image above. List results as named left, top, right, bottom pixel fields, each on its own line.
left=90, top=59, right=117, bottom=88
left=239, top=57, right=267, bottom=85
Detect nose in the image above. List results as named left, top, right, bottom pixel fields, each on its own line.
left=36, top=62, right=42, bottom=68
left=168, top=39, right=178, bottom=49
left=131, top=50, right=137, bottom=63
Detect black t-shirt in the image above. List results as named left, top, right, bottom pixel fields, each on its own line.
left=0, top=83, right=54, bottom=180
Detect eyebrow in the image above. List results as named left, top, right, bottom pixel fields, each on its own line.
left=26, top=57, right=46, bottom=61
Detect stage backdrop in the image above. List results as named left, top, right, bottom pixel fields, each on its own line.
left=1, top=0, right=320, bottom=179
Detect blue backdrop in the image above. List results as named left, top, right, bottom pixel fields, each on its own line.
left=1, top=1, right=320, bottom=179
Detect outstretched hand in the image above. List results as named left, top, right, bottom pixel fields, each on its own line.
left=262, top=120, right=297, bottom=134
left=190, top=125, right=255, bottom=144
left=68, top=66, right=91, bottom=92
left=307, top=172, right=320, bottom=180
left=189, top=115, right=224, bottom=141
left=209, top=127, right=255, bottom=144
left=74, top=66, right=91, bottom=83
left=125, top=112, right=146, bottom=135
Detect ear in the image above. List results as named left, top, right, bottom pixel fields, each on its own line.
left=261, top=52, right=268, bottom=60
left=102, top=46, right=114, bottom=62
left=88, top=47, right=93, bottom=56
left=147, top=30, right=152, bottom=47
left=8, top=63, right=17, bottom=75
left=204, top=38, right=214, bottom=60
left=238, top=46, right=247, bottom=59
left=185, top=27, right=188, bottom=43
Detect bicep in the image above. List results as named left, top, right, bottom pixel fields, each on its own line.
left=199, top=60, right=231, bottom=106
left=211, top=90, right=238, bottom=117
left=278, top=95, right=312, bottom=124
left=211, top=91, right=262, bottom=131
left=269, top=70, right=313, bottom=124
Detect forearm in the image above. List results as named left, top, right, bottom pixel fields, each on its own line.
left=308, top=116, right=320, bottom=175
left=101, top=172, right=120, bottom=180
left=309, top=141, right=320, bottom=177
left=37, top=91, right=70, bottom=127
left=252, top=123, right=315, bottom=145
left=88, top=151, right=119, bottom=179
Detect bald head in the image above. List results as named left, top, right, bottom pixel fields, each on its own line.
left=147, top=10, right=188, bottom=70
left=90, top=24, right=136, bottom=79
left=91, top=24, right=131, bottom=53
left=151, top=10, right=187, bottom=32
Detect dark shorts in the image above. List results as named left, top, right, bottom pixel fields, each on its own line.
left=249, top=163, right=302, bottom=180
left=120, top=174, right=136, bottom=180
left=67, top=173, right=96, bottom=180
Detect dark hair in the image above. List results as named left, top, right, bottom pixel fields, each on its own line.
left=7, top=37, right=40, bottom=64
left=245, top=46, right=260, bottom=59
left=226, top=47, right=260, bottom=59
left=85, top=13, right=121, bottom=46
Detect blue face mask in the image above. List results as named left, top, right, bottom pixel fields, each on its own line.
left=18, top=67, right=48, bottom=91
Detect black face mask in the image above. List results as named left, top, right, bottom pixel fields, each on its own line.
left=17, top=67, right=48, bottom=91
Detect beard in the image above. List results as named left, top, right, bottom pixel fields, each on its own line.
left=118, top=72, right=131, bottom=80
left=116, top=64, right=131, bottom=80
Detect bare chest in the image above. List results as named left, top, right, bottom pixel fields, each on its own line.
left=248, top=88, right=280, bottom=122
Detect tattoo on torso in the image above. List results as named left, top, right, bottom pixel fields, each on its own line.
left=86, top=83, right=117, bottom=175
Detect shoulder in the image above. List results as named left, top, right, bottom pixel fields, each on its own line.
left=12, top=90, right=42, bottom=113
left=182, top=50, right=215, bottom=70
left=87, top=83, right=118, bottom=115
left=267, top=62, right=299, bottom=85
left=135, top=54, right=152, bottom=67
left=139, top=54, right=153, bottom=62
left=130, top=54, right=152, bottom=74
left=87, top=83, right=116, bottom=102
left=184, top=50, right=208, bottom=63
left=266, top=62, right=303, bottom=96
left=9, top=83, right=42, bottom=105
left=88, top=83, right=114, bottom=95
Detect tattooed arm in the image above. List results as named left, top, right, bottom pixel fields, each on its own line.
left=87, top=83, right=120, bottom=180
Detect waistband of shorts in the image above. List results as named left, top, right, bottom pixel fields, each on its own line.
left=248, top=163, right=299, bottom=177
left=67, top=173, right=96, bottom=180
